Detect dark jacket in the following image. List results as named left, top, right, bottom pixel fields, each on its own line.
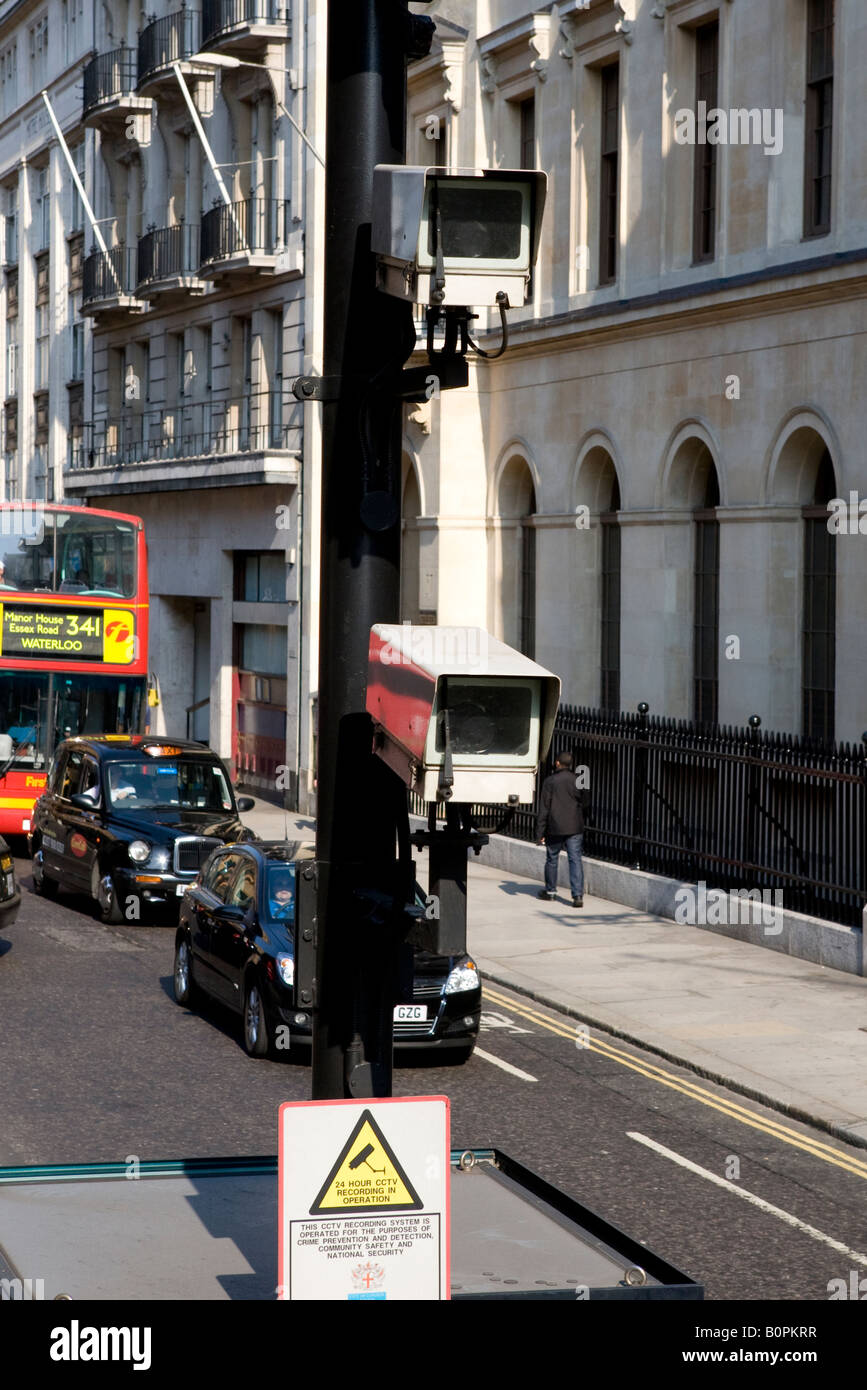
left=536, top=767, right=589, bottom=840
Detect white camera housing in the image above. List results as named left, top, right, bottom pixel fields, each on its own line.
left=367, top=624, right=560, bottom=804
left=372, top=166, right=547, bottom=307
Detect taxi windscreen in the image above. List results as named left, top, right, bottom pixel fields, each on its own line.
left=105, top=759, right=233, bottom=812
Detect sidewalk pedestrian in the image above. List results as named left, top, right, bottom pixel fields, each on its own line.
left=535, top=750, right=588, bottom=907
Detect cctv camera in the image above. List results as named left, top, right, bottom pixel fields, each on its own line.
left=367, top=624, right=560, bottom=803
left=372, top=166, right=547, bottom=308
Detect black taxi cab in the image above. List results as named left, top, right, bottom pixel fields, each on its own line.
left=0, top=835, right=20, bottom=929
left=28, top=736, right=257, bottom=924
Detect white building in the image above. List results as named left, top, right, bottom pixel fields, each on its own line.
left=0, top=0, right=325, bottom=808
left=403, top=0, right=866, bottom=744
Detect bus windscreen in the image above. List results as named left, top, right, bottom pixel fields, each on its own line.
left=0, top=511, right=137, bottom=598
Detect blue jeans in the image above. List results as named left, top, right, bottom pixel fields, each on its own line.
left=545, top=834, right=584, bottom=898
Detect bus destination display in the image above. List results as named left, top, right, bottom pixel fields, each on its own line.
left=0, top=604, right=135, bottom=663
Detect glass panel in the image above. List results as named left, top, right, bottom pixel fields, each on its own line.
left=0, top=510, right=137, bottom=597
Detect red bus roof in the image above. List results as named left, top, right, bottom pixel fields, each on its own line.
left=0, top=501, right=144, bottom=528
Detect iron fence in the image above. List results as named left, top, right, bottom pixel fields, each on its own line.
left=82, top=246, right=139, bottom=304
left=83, top=49, right=138, bottom=114
left=412, top=705, right=867, bottom=928
left=200, top=197, right=290, bottom=265
left=137, top=223, right=201, bottom=287
left=138, top=9, right=202, bottom=86
left=202, top=0, right=287, bottom=43
left=71, top=391, right=297, bottom=469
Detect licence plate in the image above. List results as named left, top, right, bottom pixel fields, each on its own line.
left=176, top=884, right=189, bottom=897
left=4, top=872, right=12, bottom=896
left=393, top=1005, right=427, bottom=1022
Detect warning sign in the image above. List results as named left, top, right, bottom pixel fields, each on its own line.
left=310, top=1110, right=423, bottom=1214
left=279, top=1096, right=450, bottom=1300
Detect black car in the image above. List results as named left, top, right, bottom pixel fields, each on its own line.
left=173, top=840, right=482, bottom=1062
left=0, top=834, right=20, bottom=929
left=28, top=736, right=257, bottom=924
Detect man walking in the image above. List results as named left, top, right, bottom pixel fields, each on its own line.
left=535, top=750, right=588, bottom=907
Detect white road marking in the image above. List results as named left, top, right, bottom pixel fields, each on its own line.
left=474, top=1047, right=537, bottom=1083
left=628, top=1131, right=867, bottom=1267
left=480, top=1011, right=534, bottom=1036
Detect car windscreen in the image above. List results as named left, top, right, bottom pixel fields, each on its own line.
left=105, top=759, right=234, bottom=812
left=264, top=863, right=296, bottom=922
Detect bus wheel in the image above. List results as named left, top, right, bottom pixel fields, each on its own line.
left=93, top=865, right=124, bottom=925
left=32, top=848, right=58, bottom=899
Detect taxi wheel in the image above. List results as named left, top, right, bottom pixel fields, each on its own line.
left=243, top=979, right=271, bottom=1058
left=31, top=848, right=58, bottom=899
left=92, top=864, right=124, bottom=925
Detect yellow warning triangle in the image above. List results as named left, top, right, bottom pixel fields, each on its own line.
left=310, top=1109, right=423, bottom=1215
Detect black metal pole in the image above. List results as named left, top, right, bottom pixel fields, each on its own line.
left=312, top=0, right=426, bottom=1099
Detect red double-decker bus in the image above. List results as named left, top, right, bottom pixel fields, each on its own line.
left=0, top=503, right=149, bottom=836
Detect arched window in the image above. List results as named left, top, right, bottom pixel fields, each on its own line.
left=520, top=510, right=536, bottom=659
left=600, top=473, right=620, bottom=711
left=693, top=465, right=720, bottom=724
left=496, top=457, right=536, bottom=658
left=802, top=449, right=836, bottom=741
left=400, top=460, right=422, bottom=624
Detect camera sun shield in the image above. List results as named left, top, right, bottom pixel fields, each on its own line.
left=366, top=624, right=560, bottom=803
left=372, top=166, right=547, bottom=308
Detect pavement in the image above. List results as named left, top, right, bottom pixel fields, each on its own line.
left=243, top=798, right=867, bottom=1151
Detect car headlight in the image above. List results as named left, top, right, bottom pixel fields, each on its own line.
left=276, top=952, right=295, bottom=987
left=128, top=840, right=151, bottom=864
left=148, top=847, right=170, bottom=872
left=444, top=960, right=479, bottom=994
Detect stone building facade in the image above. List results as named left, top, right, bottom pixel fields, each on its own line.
left=0, top=0, right=325, bottom=807
left=403, top=0, right=866, bottom=744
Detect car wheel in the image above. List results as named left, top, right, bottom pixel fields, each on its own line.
left=31, top=847, right=58, bottom=899
left=243, top=978, right=271, bottom=1058
left=173, top=935, right=199, bottom=1008
left=92, top=863, right=124, bottom=925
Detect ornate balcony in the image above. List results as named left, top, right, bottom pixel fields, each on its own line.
left=201, top=0, right=289, bottom=54
left=82, top=49, right=151, bottom=128
left=199, top=197, right=296, bottom=279
left=137, top=9, right=208, bottom=94
left=82, top=247, right=148, bottom=319
left=136, top=223, right=204, bottom=298
left=65, top=391, right=299, bottom=495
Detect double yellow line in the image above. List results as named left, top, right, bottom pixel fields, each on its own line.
left=483, top=985, right=867, bottom=1182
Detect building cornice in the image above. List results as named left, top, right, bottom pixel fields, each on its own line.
left=474, top=249, right=867, bottom=367
left=478, top=10, right=555, bottom=90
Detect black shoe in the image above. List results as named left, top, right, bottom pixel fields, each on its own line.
left=572, top=897, right=584, bottom=908
left=537, top=890, right=555, bottom=901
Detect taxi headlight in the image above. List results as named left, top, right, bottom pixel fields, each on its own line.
left=128, top=840, right=151, bottom=864
left=444, top=960, right=479, bottom=994
left=276, top=953, right=295, bottom=987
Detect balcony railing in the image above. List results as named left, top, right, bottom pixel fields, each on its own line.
left=72, top=391, right=294, bottom=470
left=82, top=247, right=140, bottom=306
left=137, top=223, right=201, bottom=287
left=200, top=197, right=289, bottom=267
left=83, top=49, right=139, bottom=116
left=202, top=0, right=288, bottom=45
left=138, top=9, right=202, bottom=87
